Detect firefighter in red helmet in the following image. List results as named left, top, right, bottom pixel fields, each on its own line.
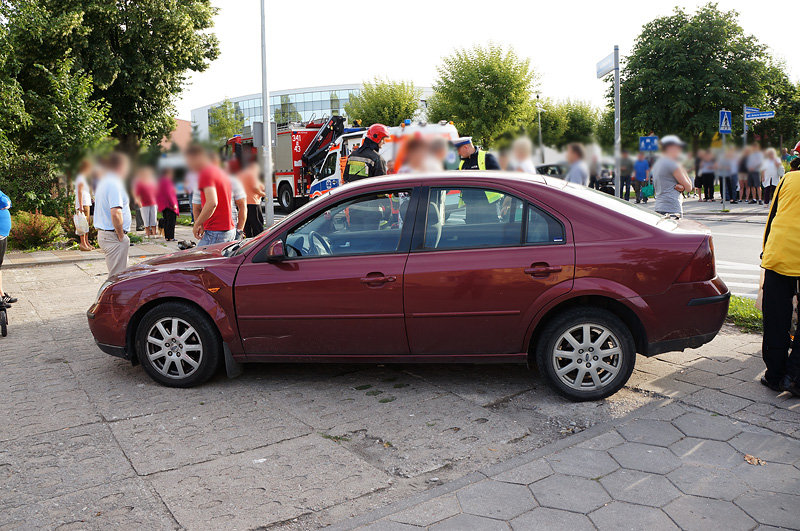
left=343, top=123, right=390, bottom=183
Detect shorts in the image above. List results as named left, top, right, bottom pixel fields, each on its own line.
left=140, top=205, right=157, bottom=227
left=694, top=176, right=703, bottom=188
left=198, top=229, right=236, bottom=247
left=747, top=172, right=761, bottom=188
left=0, top=236, right=6, bottom=269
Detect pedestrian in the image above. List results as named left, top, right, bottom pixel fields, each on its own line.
left=0, top=188, right=17, bottom=308
left=185, top=168, right=198, bottom=223
left=156, top=169, right=179, bottom=242
left=619, top=150, right=634, bottom=200
left=747, top=142, right=764, bottom=205
left=722, top=147, right=739, bottom=204
left=186, top=144, right=234, bottom=246
left=397, top=135, right=430, bottom=174
left=738, top=146, right=751, bottom=203
left=455, top=137, right=500, bottom=170
left=428, top=137, right=449, bottom=171
left=93, top=153, right=131, bottom=279
left=759, top=167, right=800, bottom=397
left=74, top=159, right=94, bottom=251
left=510, top=136, right=537, bottom=174
left=588, top=155, right=599, bottom=189
left=698, top=150, right=716, bottom=202
left=632, top=151, right=650, bottom=204
left=564, top=143, right=589, bottom=186
left=133, top=167, right=159, bottom=238
left=652, top=135, right=693, bottom=217
left=761, top=147, right=784, bottom=206
left=239, top=163, right=266, bottom=238
left=343, top=124, right=389, bottom=182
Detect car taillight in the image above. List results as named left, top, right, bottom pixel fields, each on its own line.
left=676, top=237, right=715, bottom=283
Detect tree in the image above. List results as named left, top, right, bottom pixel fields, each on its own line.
left=0, top=20, right=28, bottom=167
left=427, top=44, right=535, bottom=148
left=6, top=0, right=219, bottom=157
left=531, top=99, right=568, bottom=148
left=208, top=99, right=244, bottom=146
left=596, top=107, right=642, bottom=151
left=558, top=101, right=598, bottom=147
left=619, top=3, right=769, bottom=150
left=750, top=63, right=800, bottom=147
left=344, top=78, right=421, bottom=127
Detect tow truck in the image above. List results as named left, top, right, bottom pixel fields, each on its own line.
left=225, top=118, right=460, bottom=211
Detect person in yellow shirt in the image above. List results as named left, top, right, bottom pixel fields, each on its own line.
left=760, top=169, right=800, bottom=396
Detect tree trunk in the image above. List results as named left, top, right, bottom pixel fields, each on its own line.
left=116, top=133, right=141, bottom=162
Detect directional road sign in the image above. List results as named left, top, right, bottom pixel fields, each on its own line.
left=596, top=52, right=614, bottom=78
left=745, top=110, right=775, bottom=121
left=719, top=110, right=732, bottom=134
left=745, top=106, right=760, bottom=113
left=639, top=136, right=659, bottom=151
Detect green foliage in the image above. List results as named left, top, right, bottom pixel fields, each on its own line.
left=750, top=63, right=800, bottom=147
left=8, top=210, right=64, bottom=249
left=531, top=99, right=567, bottom=148
left=619, top=3, right=769, bottom=149
left=0, top=153, right=71, bottom=217
left=427, top=44, right=535, bottom=148
left=596, top=107, right=642, bottom=151
left=344, top=78, right=421, bottom=127
left=558, top=101, right=599, bottom=147
left=0, top=23, right=28, bottom=167
left=727, top=295, right=762, bottom=333
left=5, top=0, right=219, bottom=155
left=208, top=99, right=244, bottom=146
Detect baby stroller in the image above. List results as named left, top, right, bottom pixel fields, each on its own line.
left=0, top=305, right=7, bottom=337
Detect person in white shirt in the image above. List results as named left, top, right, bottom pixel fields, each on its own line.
left=761, top=147, right=784, bottom=206
left=74, top=159, right=94, bottom=251
left=93, top=153, right=131, bottom=279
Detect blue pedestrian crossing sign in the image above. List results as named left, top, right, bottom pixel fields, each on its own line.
left=719, top=110, right=732, bottom=134
left=639, top=136, right=659, bottom=151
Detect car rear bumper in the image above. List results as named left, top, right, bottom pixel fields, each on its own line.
left=638, top=277, right=730, bottom=356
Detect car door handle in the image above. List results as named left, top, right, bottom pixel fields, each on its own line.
left=360, top=274, right=397, bottom=285
left=524, top=264, right=562, bottom=277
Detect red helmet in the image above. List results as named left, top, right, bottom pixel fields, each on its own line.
left=367, top=123, right=390, bottom=143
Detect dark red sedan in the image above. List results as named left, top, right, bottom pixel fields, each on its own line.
left=88, top=173, right=729, bottom=400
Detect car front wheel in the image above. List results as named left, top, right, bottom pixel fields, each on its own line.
left=536, top=307, right=635, bottom=401
left=135, top=302, right=219, bottom=387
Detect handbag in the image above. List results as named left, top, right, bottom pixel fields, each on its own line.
left=73, top=212, right=89, bottom=235
left=641, top=183, right=654, bottom=198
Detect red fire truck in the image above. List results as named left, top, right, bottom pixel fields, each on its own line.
left=225, top=116, right=347, bottom=211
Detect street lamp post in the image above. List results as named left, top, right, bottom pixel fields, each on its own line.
left=260, top=0, right=274, bottom=228
left=536, top=94, right=544, bottom=164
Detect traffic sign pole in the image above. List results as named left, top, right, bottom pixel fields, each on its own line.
left=743, top=103, right=747, bottom=147
left=721, top=132, right=727, bottom=211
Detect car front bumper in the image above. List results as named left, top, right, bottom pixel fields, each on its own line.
left=87, top=304, right=130, bottom=359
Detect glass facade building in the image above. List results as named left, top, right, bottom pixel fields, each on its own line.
left=190, top=84, right=432, bottom=141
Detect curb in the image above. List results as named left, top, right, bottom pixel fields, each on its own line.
left=327, top=395, right=673, bottom=531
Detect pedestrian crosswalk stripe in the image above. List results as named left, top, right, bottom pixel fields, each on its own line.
left=719, top=273, right=760, bottom=279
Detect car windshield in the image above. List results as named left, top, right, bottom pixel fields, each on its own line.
left=560, top=182, right=676, bottom=228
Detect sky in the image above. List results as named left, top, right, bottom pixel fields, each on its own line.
left=174, top=0, right=799, bottom=120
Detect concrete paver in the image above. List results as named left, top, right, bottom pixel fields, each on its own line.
left=2, top=248, right=800, bottom=530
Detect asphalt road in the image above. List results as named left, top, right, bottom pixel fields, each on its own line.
left=695, top=218, right=764, bottom=299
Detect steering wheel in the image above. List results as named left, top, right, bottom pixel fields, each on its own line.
left=308, top=230, right=332, bottom=256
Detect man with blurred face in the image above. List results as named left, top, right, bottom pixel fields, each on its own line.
left=94, top=152, right=131, bottom=279
left=185, top=144, right=234, bottom=246
left=652, top=135, right=693, bottom=217
left=455, top=137, right=500, bottom=170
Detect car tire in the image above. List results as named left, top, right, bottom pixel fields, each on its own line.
left=535, top=307, right=635, bottom=401
left=278, top=183, right=294, bottom=211
left=135, top=302, right=220, bottom=388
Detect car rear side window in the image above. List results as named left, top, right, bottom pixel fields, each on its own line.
left=424, top=187, right=524, bottom=250
left=526, top=203, right=565, bottom=244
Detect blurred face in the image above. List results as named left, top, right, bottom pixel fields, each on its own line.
left=663, top=144, right=683, bottom=159
left=637, top=152, right=645, bottom=160
left=566, top=147, right=577, bottom=164
left=457, top=143, right=474, bottom=158
left=186, top=152, right=207, bottom=172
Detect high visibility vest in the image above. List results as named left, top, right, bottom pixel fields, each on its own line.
left=459, top=150, right=487, bottom=170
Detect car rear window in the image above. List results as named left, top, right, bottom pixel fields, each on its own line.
left=560, top=182, right=676, bottom=228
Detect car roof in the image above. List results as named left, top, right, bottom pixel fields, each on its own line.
left=341, top=171, right=555, bottom=190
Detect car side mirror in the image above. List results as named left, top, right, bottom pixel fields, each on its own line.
left=266, top=240, right=285, bottom=262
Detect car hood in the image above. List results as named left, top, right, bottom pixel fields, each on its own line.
left=115, top=242, right=234, bottom=279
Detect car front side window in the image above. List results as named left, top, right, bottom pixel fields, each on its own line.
left=286, top=190, right=411, bottom=258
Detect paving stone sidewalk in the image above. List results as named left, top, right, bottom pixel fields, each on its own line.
left=335, top=385, right=800, bottom=530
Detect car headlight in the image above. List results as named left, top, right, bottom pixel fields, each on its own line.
left=95, top=280, right=113, bottom=305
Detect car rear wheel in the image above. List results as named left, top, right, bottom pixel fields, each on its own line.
left=536, top=307, right=635, bottom=401
left=135, top=302, right=219, bottom=387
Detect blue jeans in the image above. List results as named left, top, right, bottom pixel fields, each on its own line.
left=198, top=229, right=235, bottom=247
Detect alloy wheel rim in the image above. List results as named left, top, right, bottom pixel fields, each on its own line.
left=551, top=323, right=622, bottom=391
left=146, top=317, right=203, bottom=379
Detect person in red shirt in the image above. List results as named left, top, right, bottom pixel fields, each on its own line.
left=185, top=144, right=234, bottom=246
left=133, top=167, right=159, bottom=237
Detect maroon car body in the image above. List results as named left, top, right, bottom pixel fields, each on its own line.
left=88, top=173, right=729, bottom=399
